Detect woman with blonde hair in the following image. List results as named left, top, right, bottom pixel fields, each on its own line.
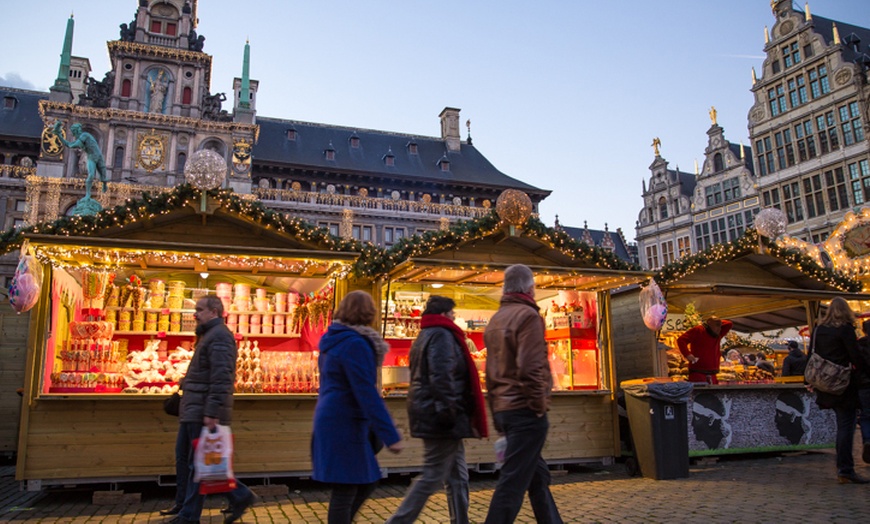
left=812, top=296, right=867, bottom=484
left=311, top=290, right=404, bottom=522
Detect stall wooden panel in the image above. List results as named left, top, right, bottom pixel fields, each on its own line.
left=0, top=299, right=29, bottom=455
left=18, top=394, right=616, bottom=483
left=610, top=290, right=659, bottom=385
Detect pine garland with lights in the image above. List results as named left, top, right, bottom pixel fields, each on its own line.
left=722, top=332, right=773, bottom=356
left=0, top=184, right=381, bottom=262
left=655, top=228, right=861, bottom=292
left=355, top=213, right=640, bottom=278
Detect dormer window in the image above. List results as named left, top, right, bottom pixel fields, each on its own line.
left=287, top=129, right=297, bottom=141
left=325, top=142, right=336, bottom=161
left=407, top=142, right=418, bottom=155
left=438, top=155, right=450, bottom=172
left=3, top=96, right=16, bottom=109
left=350, top=134, right=360, bottom=148
left=383, top=148, right=395, bottom=167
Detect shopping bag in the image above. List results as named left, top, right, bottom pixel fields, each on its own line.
left=193, top=424, right=236, bottom=494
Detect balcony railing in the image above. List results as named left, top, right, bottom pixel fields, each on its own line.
left=0, top=166, right=36, bottom=179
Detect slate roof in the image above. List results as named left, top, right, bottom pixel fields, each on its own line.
left=0, top=87, right=48, bottom=140
left=560, top=225, right=634, bottom=263
left=812, top=15, right=870, bottom=68
left=253, top=117, right=549, bottom=196
left=727, top=142, right=755, bottom=176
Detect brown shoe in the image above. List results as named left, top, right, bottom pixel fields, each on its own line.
left=159, top=504, right=182, bottom=516
left=837, top=472, right=869, bottom=484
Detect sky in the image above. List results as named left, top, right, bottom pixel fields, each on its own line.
left=1, top=0, right=867, bottom=241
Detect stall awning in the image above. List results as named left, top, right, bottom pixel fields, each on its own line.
left=24, top=234, right=359, bottom=279
left=388, top=258, right=651, bottom=292
left=663, top=283, right=870, bottom=332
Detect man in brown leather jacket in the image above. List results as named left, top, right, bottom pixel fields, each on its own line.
left=483, top=264, right=562, bottom=524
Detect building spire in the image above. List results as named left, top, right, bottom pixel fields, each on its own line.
left=53, top=13, right=75, bottom=93
left=805, top=2, right=812, bottom=21
left=240, top=38, right=251, bottom=109
left=832, top=23, right=841, bottom=45
left=752, top=66, right=757, bottom=85
left=694, top=159, right=699, bottom=176
left=740, top=142, right=745, bottom=160
left=764, top=26, right=770, bottom=45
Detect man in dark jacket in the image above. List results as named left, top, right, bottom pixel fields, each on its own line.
left=387, top=295, right=486, bottom=524
left=781, top=341, right=808, bottom=376
left=483, top=264, right=562, bottom=524
left=170, top=296, right=255, bottom=524
left=856, top=320, right=870, bottom=463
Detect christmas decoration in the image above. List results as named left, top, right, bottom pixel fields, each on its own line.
left=754, top=208, right=787, bottom=238
left=184, top=149, right=227, bottom=190
left=639, top=279, right=667, bottom=330
left=495, top=189, right=533, bottom=226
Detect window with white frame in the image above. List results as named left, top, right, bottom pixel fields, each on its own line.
left=661, top=240, right=675, bottom=265
left=677, top=236, right=691, bottom=258
left=645, top=244, right=659, bottom=269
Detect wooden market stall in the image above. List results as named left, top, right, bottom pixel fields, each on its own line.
left=362, top=202, right=651, bottom=471
left=612, top=229, right=870, bottom=456
left=10, top=186, right=368, bottom=487
left=0, top=289, right=29, bottom=459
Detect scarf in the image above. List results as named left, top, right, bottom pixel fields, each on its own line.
left=420, top=314, right=489, bottom=438
left=334, top=319, right=389, bottom=366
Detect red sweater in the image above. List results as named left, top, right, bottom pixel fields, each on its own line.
left=677, top=320, right=733, bottom=373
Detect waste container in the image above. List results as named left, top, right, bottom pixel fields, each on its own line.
left=620, top=379, right=693, bottom=480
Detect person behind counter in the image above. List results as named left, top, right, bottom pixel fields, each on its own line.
left=781, top=341, right=808, bottom=377
left=811, top=297, right=867, bottom=484
left=386, top=296, right=488, bottom=524
left=677, top=316, right=732, bottom=384
left=755, top=353, right=776, bottom=375
left=311, top=290, right=404, bottom=523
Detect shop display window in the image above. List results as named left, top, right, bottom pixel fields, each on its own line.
left=40, top=266, right=333, bottom=396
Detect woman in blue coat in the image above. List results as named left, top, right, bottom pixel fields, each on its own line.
left=312, top=290, right=403, bottom=523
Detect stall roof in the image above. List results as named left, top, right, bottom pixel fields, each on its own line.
left=382, top=217, right=650, bottom=291
left=657, top=232, right=867, bottom=332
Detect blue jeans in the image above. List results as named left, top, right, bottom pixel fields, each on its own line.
left=858, top=388, right=870, bottom=443
left=177, top=421, right=252, bottom=522
left=174, top=424, right=191, bottom=507
left=833, top=404, right=858, bottom=475
left=484, top=409, right=562, bottom=524
left=387, top=439, right=469, bottom=524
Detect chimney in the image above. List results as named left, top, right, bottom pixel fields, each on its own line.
left=439, top=107, right=461, bottom=152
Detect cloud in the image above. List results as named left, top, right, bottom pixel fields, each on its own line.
left=0, top=72, right=38, bottom=90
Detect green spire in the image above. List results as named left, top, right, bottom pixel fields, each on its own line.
left=240, top=38, right=251, bottom=109
left=54, top=13, right=75, bottom=92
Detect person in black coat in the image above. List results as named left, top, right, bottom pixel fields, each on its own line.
left=811, top=297, right=867, bottom=484
left=387, top=296, right=487, bottom=524
left=855, top=320, right=870, bottom=464
left=782, top=341, right=808, bottom=377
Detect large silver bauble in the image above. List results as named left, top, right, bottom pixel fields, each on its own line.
left=184, top=149, right=227, bottom=190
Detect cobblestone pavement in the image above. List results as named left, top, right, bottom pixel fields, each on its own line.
left=2, top=450, right=870, bottom=523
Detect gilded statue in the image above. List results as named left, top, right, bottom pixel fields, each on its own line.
left=709, top=106, right=718, bottom=126
left=651, top=137, right=662, bottom=156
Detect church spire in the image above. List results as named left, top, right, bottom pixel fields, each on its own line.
left=240, top=38, right=251, bottom=109
left=53, top=14, right=74, bottom=94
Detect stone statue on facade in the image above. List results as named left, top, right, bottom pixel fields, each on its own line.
left=51, top=121, right=108, bottom=215
left=80, top=71, right=115, bottom=108
left=148, top=70, right=168, bottom=114
left=188, top=29, right=205, bottom=52
left=202, top=91, right=230, bottom=121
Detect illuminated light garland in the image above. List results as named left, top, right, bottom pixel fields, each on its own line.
left=656, top=227, right=861, bottom=292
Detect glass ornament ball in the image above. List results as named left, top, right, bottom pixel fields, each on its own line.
left=184, top=149, right=227, bottom=190
left=495, top=189, right=533, bottom=226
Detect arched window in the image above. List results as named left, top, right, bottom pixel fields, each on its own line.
left=659, top=197, right=668, bottom=219
left=182, top=87, right=192, bottom=105
left=113, top=146, right=124, bottom=169
left=714, top=153, right=724, bottom=172
left=177, top=152, right=187, bottom=172
left=121, top=79, right=132, bottom=97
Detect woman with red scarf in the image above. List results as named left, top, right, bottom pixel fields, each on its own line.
left=386, top=296, right=487, bottom=524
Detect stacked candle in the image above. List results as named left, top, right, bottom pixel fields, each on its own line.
left=254, top=288, right=269, bottom=312
left=226, top=313, right=238, bottom=332
left=273, top=313, right=285, bottom=335
left=233, top=283, right=251, bottom=311
left=133, top=310, right=145, bottom=331
left=238, top=313, right=249, bottom=334
left=170, top=312, right=182, bottom=332
left=274, top=292, right=287, bottom=313
left=215, top=282, right=232, bottom=312
left=262, top=313, right=273, bottom=334
left=149, top=279, right=165, bottom=308
left=250, top=314, right=261, bottom=334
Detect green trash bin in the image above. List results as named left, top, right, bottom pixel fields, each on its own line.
left=621, top=379, right=693, bottom=480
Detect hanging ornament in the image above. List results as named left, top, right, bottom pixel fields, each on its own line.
left=495, top=189, right=533, bottom=226
left=755, top=208, right=787, bottom=238
left=639, top=278, right=668, bottom=330
left=184, top=149, right=227, bottom=190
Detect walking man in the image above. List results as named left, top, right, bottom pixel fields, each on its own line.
left=483, top=264, right=562, bottom=524
left=387, top=296, right=488, bottom=524
left=169, top=296, right=255, bottom=524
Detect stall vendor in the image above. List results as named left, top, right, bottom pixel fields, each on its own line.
left=677, top=316, right=733, bottom=384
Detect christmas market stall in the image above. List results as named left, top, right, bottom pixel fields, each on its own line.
left=612, top=219, right=870, bottom=457
left=3, top=184, right=372, bottom=487
left=359, top=190, right=651, bottom=471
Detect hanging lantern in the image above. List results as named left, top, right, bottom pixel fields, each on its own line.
left=184, top=149, right=227, bottom=190
left=495, top=189, right=533, bottom=226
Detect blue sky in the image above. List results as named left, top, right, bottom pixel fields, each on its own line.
left=1, top=1, right=866, bottom=240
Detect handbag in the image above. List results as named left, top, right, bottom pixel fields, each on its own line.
left=805, top=329, right=851, bottom=395
left=163, top=391, right=181, bottom=416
